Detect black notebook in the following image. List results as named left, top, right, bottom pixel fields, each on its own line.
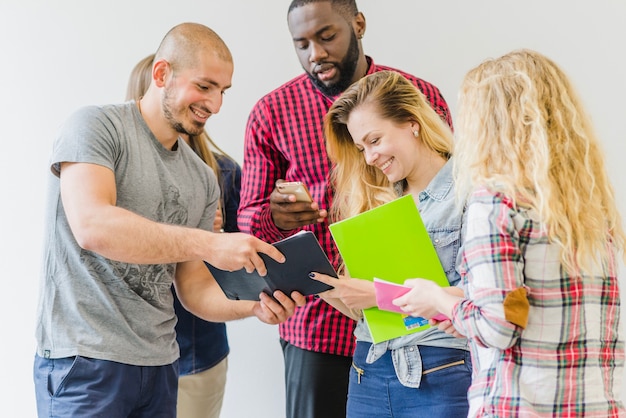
left=204, top=231, right=337, bottom=301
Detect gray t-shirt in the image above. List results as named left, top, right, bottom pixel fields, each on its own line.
left=35, top=101, right=219, bottom=366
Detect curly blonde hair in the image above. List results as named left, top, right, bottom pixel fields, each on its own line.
left=324, top=71, right=454, bottom=221
left=454, top=48, right=625, bottom=275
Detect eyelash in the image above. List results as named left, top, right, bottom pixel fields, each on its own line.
left=197, top=84, right=226, bottom=96
left=296, top=34, right=336, bottom=50
left=356, top=138, right=379, bottom=153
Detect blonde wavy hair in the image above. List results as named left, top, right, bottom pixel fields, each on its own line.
left=324, top=70, right=454, bottom=222
left=454, top=48, right=625, bottom=275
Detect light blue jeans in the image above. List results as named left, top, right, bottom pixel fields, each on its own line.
left=347, top=342, right=471, bottom=418
left=34, top=354, right=178, bottom=417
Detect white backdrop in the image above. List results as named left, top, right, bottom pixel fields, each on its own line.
left=0, top=1, right=624, bottom=417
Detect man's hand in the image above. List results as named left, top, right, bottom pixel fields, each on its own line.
left=213, top=206, right=224, bottom=232
left=202, top=232, right=285, bottom=276
left=270, top=180, right=327, bottom=230
left=175, top=262, right=306, bottom=323
left=253, top=290, right=307, bottom=324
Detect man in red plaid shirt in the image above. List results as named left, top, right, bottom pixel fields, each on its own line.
left=238, top=1, right=452, bottom=417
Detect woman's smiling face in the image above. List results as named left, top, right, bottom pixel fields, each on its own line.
left=347, top=103, right=421, bottom=184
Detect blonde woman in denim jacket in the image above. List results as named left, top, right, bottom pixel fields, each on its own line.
left=311, top=71, right=471, bottom=418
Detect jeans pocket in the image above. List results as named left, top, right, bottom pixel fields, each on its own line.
left=422, top=358, right=465, bottom=376
left=351, top=362, right=365, bottom=384
left=48, top=356, right=80, bottom=397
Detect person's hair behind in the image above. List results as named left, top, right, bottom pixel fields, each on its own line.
left=126, top=55, right=153, bottom=106
left=125, top=53, right=236, bottom=190
left=454, top=48, right=625, bottom=275
left=288, top=0, right=358, bottom=20
left=325, top=70, right=454, bottom=222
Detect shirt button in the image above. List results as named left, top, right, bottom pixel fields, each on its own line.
left=409, top=346, right=415, bottom=352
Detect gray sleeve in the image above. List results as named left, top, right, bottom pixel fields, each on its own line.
left=50, top=106, right=119, bottom=177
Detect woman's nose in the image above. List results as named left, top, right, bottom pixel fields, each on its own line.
left=364, top=148, right=377, bottom=166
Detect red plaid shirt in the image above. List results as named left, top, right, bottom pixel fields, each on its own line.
left=238, top=57, right=452, bottom=356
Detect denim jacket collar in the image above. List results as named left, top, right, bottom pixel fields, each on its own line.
left=418, top=158, right=454, bottom=202
left=394, top=158, right=454, bottom=203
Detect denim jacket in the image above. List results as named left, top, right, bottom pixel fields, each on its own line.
left=353, top=159, right=468, bottom=388
left=175, top=155, right=241, bottom=376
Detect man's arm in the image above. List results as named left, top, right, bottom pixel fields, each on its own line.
left=238, top=104, right=325, bottom=238
left=60, top=161, right=284, bottom=274
left=238, top=104, right=286, bottom=241
left=174, top=259, right=306, bottom=324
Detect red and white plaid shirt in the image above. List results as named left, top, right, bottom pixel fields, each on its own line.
left=454, top=188, right=625, bottom=417
left=238, top=57, right=452, bottom=356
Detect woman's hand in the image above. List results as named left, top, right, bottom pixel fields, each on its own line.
left=309, top=273, right=376, bottom=310
left=393, top=279, right=462, bottom=321
left=430, top=318, right=465, bottom=338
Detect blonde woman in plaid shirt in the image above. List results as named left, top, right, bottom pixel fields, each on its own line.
left=394, top=49, right=626, bottom=417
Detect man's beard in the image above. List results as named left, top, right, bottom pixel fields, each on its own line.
left=307, top=32, right=361, bottom=97
left=162, top=86, right=204, bottom=137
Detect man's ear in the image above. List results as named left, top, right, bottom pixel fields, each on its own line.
left=152, top=59, right=170, bottom=88
left=353, top=11, right=366, bottom=39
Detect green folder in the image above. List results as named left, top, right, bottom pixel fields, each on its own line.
left=328, top=194, right=449, bottom=343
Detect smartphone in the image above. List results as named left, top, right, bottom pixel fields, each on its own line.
left=276, top=181, right=313, bottom=202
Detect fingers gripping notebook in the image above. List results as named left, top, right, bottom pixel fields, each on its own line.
left=204, top=231, right=337, bottom=301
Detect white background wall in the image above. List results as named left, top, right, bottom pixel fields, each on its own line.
left=0, top=1, right=624, bottom=417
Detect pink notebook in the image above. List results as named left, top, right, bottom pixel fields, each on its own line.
left=373, top=278, right=448, bottom=321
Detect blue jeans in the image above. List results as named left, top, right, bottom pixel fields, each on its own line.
left=347, top=342, right=471, bottom=418
left=34, top=355, right=178, bottom=418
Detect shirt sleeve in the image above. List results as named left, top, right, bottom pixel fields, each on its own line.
left=417, top=79, right=453, bottom=131
left=50, top=106, right=119, bottom=177
left=451, top=190, right=526, bottom=350
left=237, top=99, right=290, bottom=243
